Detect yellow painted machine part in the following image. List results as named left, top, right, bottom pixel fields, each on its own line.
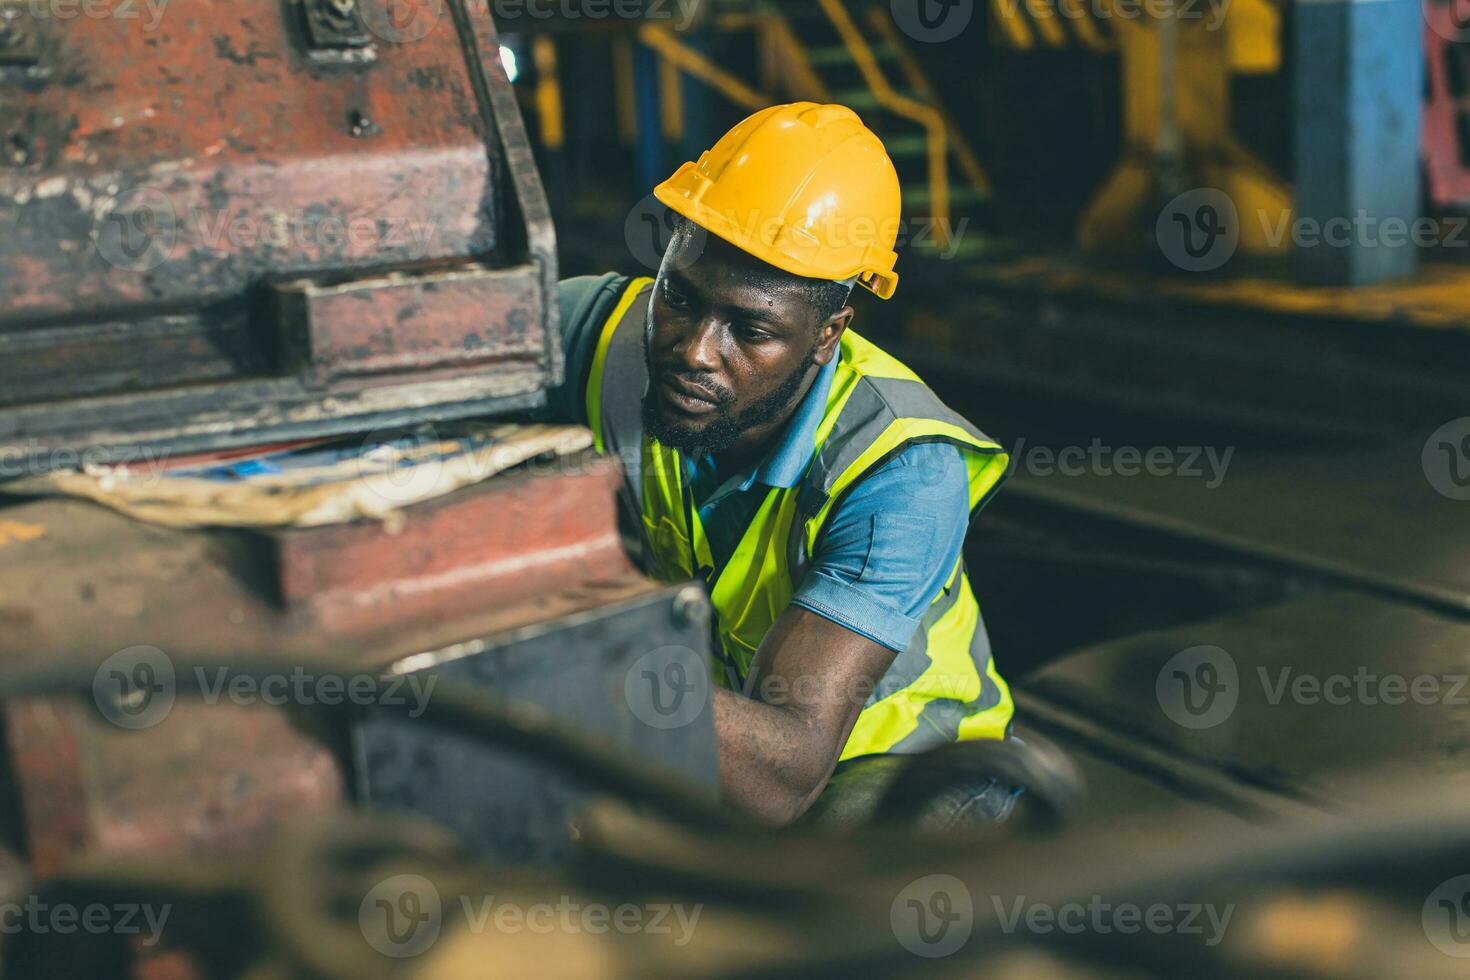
left=1230, top=0, right=1281, bottom=74
left=613, top=34, right=636, bottom=146
left=532, top=36, right=565, bottom=151
left=1077, top=1, right=1292, bottom=256
left=865, top=6, right=993, bottom=197
left=658, top=43, right=685, bottom=142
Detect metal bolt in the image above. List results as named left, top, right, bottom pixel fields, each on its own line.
left=347, top=109, right=380, bottom=138
left=672, top=585, right=710, bottom=630
left=6, top=134, right=29, bottom=166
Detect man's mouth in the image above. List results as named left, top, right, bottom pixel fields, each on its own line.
left=657, top=374, right=722, bottom=416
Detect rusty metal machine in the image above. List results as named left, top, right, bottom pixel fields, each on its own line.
left=0, top=0, right=717, bottom=895
left=4, top=3, right=1470, bottom=978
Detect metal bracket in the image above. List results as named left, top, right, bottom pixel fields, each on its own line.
left=298, top=0, right=378, bottom=65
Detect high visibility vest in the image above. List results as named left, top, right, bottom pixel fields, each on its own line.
left=585, top=278, right=1013, bottom=759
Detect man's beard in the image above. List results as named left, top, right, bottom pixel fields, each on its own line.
left=643, top=342, right=818, bottom=458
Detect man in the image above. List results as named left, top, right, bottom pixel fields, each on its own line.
left=545, top=103, right=1014, bottom=826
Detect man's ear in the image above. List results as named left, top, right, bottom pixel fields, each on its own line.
left=813, top=306, right=854, bottom=366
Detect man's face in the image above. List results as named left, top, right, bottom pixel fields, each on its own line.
left=642, top=229, right=849, bottom=457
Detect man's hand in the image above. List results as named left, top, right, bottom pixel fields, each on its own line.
left=712, top=606, right=897, bottom=825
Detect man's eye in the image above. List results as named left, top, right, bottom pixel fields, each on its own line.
left=737, top=325, right=772, bottom=343
left=662, top=284, right=692, bottom=309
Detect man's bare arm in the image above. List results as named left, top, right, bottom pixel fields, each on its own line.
left=713, top=606, right=897, bottom=825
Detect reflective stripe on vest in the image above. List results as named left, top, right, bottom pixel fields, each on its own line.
left=585, top=277, right=1013, bottom=759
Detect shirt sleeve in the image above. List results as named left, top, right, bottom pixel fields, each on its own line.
left=536, top=273, right=629, bottom=426
left=790, top=442, right=971, bottom=653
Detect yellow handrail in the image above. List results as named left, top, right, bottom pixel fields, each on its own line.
left=637, top=24, right=770, bottom=112
left=815, top=0, right=951, bottom=249
left=864, top=6, right=990, bottom=197
left=766, top=12, right=833, bottom=104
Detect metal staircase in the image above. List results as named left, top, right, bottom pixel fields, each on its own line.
left=700, top=0, right=1003, bottom=264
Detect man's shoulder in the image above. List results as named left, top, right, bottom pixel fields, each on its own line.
left=838, top=441, right=970, bottom=508
left=838, top=331, right=1002, bottom=456
left=559, top=272, right=632, bottom=323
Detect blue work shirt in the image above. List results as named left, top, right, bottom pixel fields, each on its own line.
left=545, top=274, right=972, bottom=654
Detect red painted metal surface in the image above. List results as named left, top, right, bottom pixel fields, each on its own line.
left=2, top=1, right=494, bottom=314
left=0, top=451, right=655, bottom=880
left=275, top=262, right=546, bottom=383
left=268, top=452, right=632, bottom=631
left=0, top=0, right=560, bottom=458
left=6, top=698, right=345, bottom=881
left=1424, top=18, right=1470, bottom=208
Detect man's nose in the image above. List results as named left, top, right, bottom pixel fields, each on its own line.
left=673, top=317, right=721, bottom=373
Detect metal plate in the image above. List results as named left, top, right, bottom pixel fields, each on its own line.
left=1008, top=436, right=1470, bottom=613
left=0, top=0, right=558, bottom=461
left=354, top=584, right=719, bottom=865
left=1025, top=591, right=1470, bottom=810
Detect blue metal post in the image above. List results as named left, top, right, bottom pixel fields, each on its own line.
left=679, top=34, right=714, bottom=166
left=1294, top=0, right=1424, bottom=285
left=633, top=40, right=663, bottom=193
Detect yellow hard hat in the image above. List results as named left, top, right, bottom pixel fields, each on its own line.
left=653, top=102, right=903, bottom=300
